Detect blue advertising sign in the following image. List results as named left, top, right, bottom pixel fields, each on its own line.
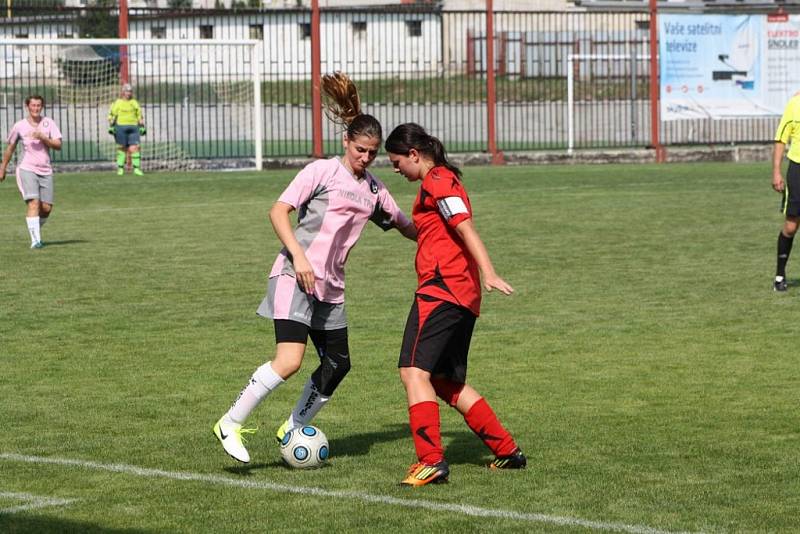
left=660, top=14, right=800, bottom=120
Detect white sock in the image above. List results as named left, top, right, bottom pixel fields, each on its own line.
left=225, top=362, right=285, bottom=424
left=285, top=378, right=331, bottom=431
left=26, top=216, right=40, bottom=244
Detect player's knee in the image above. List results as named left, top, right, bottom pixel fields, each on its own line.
left=431, top=376, right=464, bottom=407
left=310, top=330, right=350, bottom=396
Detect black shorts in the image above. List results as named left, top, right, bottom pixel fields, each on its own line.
left=273, top=319, right=348, bottom=355
left=398, top=294, right=476, bottom=383
left=782, top=160, right=800, bottom=216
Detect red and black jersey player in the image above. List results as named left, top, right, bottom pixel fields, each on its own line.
left=386, top=123, right=526, bottom=487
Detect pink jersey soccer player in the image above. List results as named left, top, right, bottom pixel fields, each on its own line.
left=0, top=95, right=63, bottom=249
left=213, top=73, right=417, bottom=463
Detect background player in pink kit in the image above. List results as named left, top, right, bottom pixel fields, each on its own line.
left=0, top=95, right=62, bottom=249
left=385, top=123, right=525, bottom=486
left=214, top=73, right=417, bottom=463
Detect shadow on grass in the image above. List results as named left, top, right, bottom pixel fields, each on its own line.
left=42, top=239, right=89, bottom=247
left=221, top=423, right=491, bottom=476
left=223, top=461, right=283, bottom=476
left=334, top=424, right=490, bottom=466
left=0, top=514, right=155, bottom=533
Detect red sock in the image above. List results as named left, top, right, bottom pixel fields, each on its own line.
left=408, top=401, right=443, bottom=464
left=463, top=397, right=517, bottom=457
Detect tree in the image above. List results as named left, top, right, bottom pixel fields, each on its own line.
left=168, top=0, right=192, bottom=8
left=77, top=0, right=117, bottom=38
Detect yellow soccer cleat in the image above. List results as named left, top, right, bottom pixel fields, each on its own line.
left=400, top=460, right=449, bottom=487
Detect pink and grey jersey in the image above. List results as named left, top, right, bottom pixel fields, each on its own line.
left=6, top=117, right=62, bottom=176
left=270, top=157, right=410, bottom=303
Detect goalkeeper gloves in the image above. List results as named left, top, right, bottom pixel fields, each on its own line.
left=108, top=126, right=116, bottom=136
left=139, top=126, right=147, bottom=136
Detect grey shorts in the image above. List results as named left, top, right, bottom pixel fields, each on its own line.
left=256, top=274, right=347, bottom=330
left=17, top=168, right=54, bottom=204
left=115, top=125, right=140, bottom=147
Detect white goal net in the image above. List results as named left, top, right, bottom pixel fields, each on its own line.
left=0, top=38, right=263, bottom=173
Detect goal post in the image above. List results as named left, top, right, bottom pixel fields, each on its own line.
left=0, top=38, right=263, bottom=172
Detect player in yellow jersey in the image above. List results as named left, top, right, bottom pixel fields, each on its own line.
left=108, top=83, right=146, bottom=176
left=772, top=93, right=800, bottom=291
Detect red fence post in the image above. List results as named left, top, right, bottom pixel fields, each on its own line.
left=311, top=0, right=323, bottom=159
left=649, top=0, right=664, bottom=162
left=486, top=0, right=503, bottom=165
left=119, top=0, right=129, bottom=84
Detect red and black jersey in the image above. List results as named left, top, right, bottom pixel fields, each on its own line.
left=412, top=166, right=481, bottom=316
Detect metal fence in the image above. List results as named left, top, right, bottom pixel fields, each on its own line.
left=0, top=5, right=781, bottom=167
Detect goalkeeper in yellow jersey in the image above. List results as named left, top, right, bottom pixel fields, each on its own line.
left=108, top=83, right=146, bottom=176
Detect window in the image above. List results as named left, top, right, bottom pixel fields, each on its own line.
left=352, top=21, right=367, bottom=34
left=57, top=32, right=74, bottom=39
left=199, top=25, right=214, bottom=39
left=405, top=20, right=422, bottom=38
left=151, top=26, right=167, bottom=39
left=15, top=33, right=29, bottom=49
left=298, top=22, right=311, bottom=40
left=249, top=24, right=263, bottom=40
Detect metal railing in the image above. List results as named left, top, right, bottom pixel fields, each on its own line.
left=0, top=5, right=782, bottom=166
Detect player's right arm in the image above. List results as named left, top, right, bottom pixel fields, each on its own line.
left=0, top=136, right=18, bottom=182
left=108, top=100, right=119, bottom=126
left=773, top=98, right=796, bottom=192
left=269, top=201, right=315, bottom=294
left=773, top=142, right=787, bottom=193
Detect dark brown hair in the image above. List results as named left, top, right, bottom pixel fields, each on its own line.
left=385, top=122, right=461, bottom=178
left=25, top=95, right=45, bottom=107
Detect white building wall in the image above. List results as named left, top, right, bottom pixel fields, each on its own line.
left=126, top=12, right=441, bottom=81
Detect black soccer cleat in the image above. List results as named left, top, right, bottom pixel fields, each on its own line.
left=774, top=278, right=788, bottom=292
left=489, top=448, right=527, bottom=470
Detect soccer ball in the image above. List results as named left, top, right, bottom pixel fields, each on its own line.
left=279, top=425, right=329, bottom=469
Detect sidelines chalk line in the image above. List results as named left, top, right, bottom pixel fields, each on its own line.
left=0, top=491, right=78, bottom=515
left=0, top=453, right=699, bottom=534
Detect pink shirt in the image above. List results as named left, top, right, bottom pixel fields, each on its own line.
left=270, top=157, right=410, bottom=303
left=7, top=117, right=62, bottom=175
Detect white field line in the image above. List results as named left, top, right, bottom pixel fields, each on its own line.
left=0, top=453, right=698, bottom=534
left=0, top=491, right=78, bottom=514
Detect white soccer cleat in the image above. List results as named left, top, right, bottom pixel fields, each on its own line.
left=213, top=417, right=256, bottom=463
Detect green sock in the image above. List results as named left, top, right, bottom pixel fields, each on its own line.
left=116, top=151, right=126, bottom=167
left=132, top=152, right=141, bottom=169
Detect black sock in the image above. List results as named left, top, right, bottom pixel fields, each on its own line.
left=777, top=231, right=794, bottom=278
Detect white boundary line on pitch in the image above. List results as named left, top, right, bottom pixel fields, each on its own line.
left=0, top=491, right=78, bottom=515
left=0, top=453, right=698, bottom=534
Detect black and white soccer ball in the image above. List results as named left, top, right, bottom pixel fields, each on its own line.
left=279, top=425, right=329, bottom=469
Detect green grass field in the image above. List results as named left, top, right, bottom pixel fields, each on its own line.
left=1, top=162, right=797, bottom=533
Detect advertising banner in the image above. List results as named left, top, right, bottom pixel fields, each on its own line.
left=660, top=13, right=800, bottom=120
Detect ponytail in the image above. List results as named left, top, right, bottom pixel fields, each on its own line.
left=321, top=71, right=382, bottom=141
left=384, top=123, right=461, bottom=178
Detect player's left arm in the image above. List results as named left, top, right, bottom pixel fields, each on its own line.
left=32, top=130, right=61, bottom=151
left=398, top=221, right=417, bottom=241
left=135, top=100, right=145, bottom=127
left=372, top=187, right=417, bottom=240
left=454, top=218, right=513, bottom=295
